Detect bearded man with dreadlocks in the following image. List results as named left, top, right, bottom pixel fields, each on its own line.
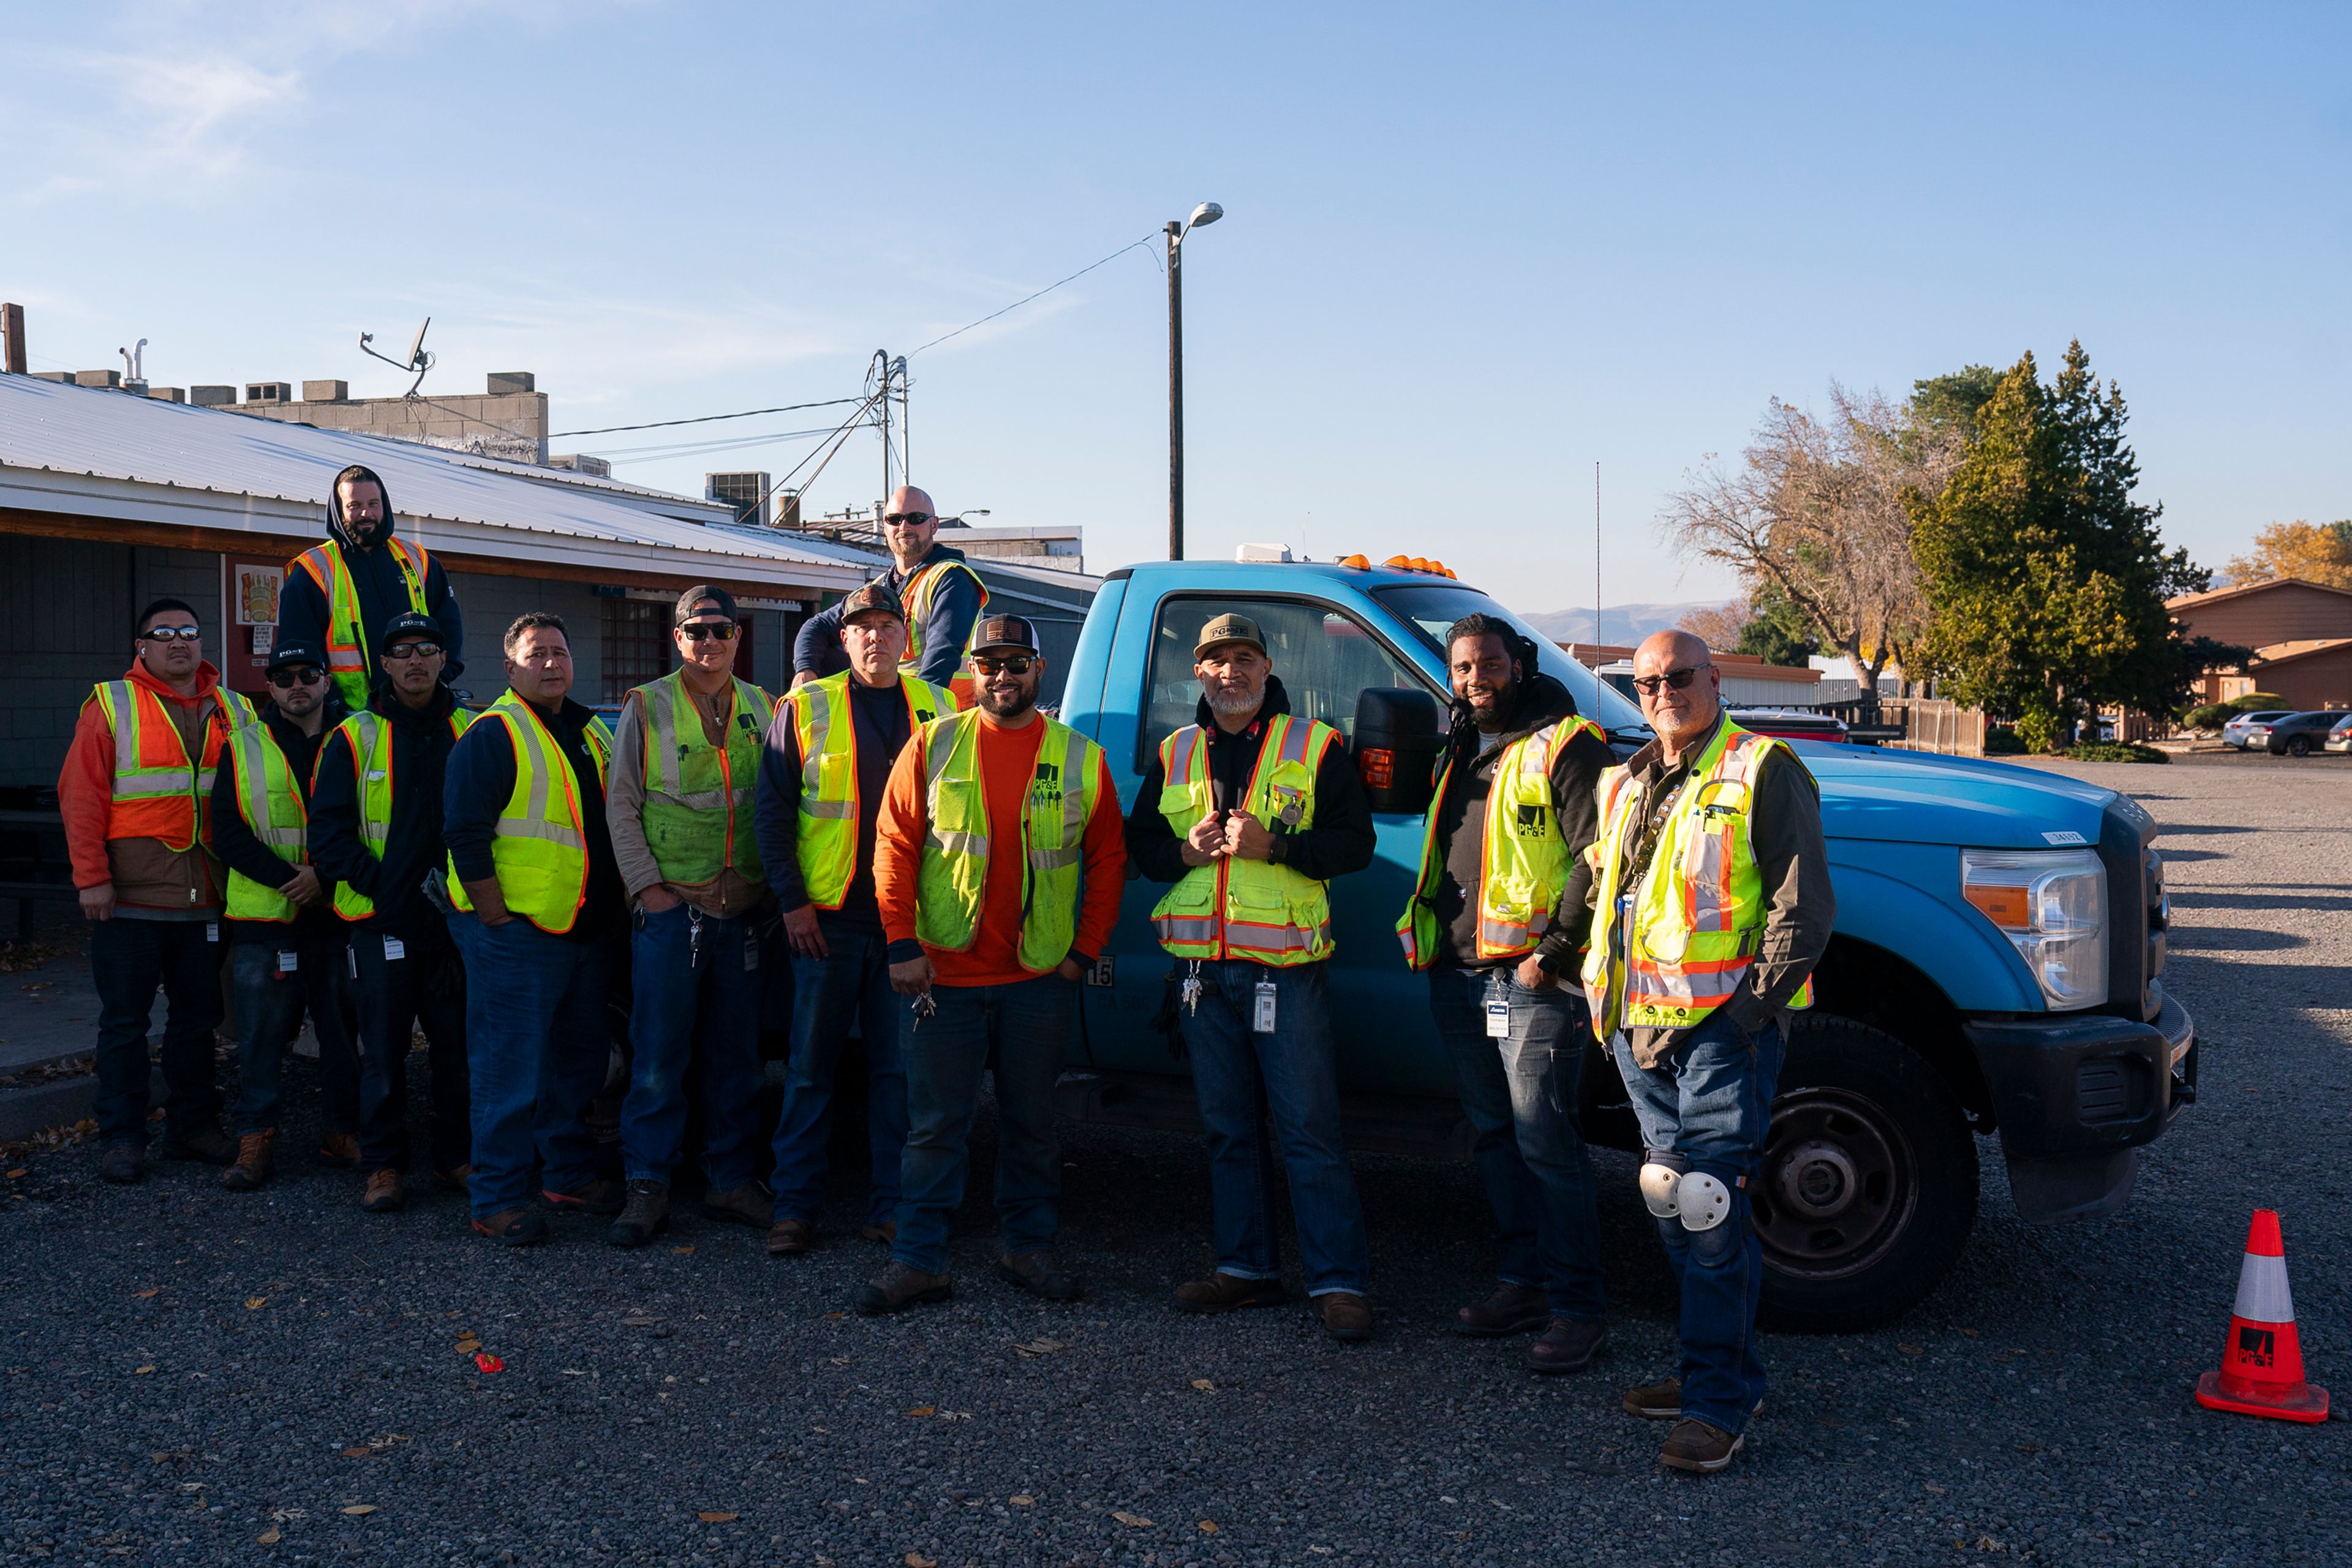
left=1396, top=613, right=1619, bottom=1374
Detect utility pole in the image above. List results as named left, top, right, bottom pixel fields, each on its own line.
left=1167, top=220, right=1185, bottom=561
left=1594, top=461, right=1602, bottom=646
left=873, top=349, right=894, bottom=507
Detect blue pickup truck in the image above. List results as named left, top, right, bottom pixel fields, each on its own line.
left=1047, top=554, right=2197, bottom=1331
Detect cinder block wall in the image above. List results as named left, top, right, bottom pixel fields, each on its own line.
left=442, top=573, right=605, bottom=709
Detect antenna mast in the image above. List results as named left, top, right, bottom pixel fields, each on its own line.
left=1594, top=461, right=1602, bottom=647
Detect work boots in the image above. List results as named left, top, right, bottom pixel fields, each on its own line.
left=1453, top=1281, right=1550, bottom=1337
left=608, top=1180, right=669, bottom=1248
left=542, top=1178, right=625, bottom=1216
left=159, top=1125, right=236, bottom=1166
left=1657, top=1417, right=1744, bottom=1474
left=997, top=1250, right=1085, bottom=1302
left=1528, top=1317, right=1607, bottom=1374
left=698, top=1181, right=768, bottom=1229
left=1316, top=1292, right=1374, bottom=1343
left=853, top=1262, right=953, bottom=1316
left=1173, top=1272, right=1287, bottom=1314
left=361, top=1169, right=405, bottom=1213
left=315, top=1131, right=360, bottom=1168
left=220, top=1131, right=275, bottom=1191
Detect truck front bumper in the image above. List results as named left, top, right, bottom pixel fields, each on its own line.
left=1963, top=990, right=2196, bottom=1224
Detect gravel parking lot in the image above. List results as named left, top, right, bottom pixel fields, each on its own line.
left=2, top=754, right=2346, bottom=1567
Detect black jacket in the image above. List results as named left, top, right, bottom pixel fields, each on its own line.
left=1124, top=675, right=1378, bottom=888
left=209, top=698, right=347, bottom=944
left=791, top=544, right=985, bottom=688
left=277, top=472, right=466, bottom=687
left=1418, top=672, right=1615, bottom=971
left=309, top=685, right=465, bottom=941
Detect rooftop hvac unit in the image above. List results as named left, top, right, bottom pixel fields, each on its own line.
left=705, top=471, right=770, bottom=526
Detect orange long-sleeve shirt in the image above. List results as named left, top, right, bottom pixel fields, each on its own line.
left=875, top=715, right=1126, bottom=986
left=58, top=660, right=231, bottom=911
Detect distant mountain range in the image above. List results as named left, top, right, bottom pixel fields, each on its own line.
left=1515, top=601, right=1736, bottom=645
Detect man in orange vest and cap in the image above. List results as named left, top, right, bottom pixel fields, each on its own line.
left=58, top=597, right=257, bottom=1185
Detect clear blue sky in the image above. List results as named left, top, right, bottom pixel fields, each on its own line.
left=7, top=2, right=2346, bottom=614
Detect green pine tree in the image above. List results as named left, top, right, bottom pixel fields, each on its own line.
left=1909, top=343, right=2205, bottom=752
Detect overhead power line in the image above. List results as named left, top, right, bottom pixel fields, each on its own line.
left=549, top=397, right=865, bottom=439
left=907, top=232, right=1160, bottom=356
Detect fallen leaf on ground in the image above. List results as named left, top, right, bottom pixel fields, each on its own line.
left=697, top=1510, right=739, bottom=1523
left=671, top=1245, right=695, bottom=1254
left=1009, top=1338, right=1065, bottom=1358
left=1189, top=1378, right=1215, bottom=1391
left=1198, top=1520, right=1220, bottom=1533
left=135, top=1365, right=155, bottom=1375
left=1009, top=1495, right=1034, bottom=1507
left=1112, top=1511, right=1154, bottom=1528
left=5, top=1169, right=24, bottom=1179
left=473, top=1353, right=503, bottom=1373
left=134, top=1288, right=158, bottom=1298
left=1898, top=1343, right=1924, bottom=1355
left=906, top=1406, right=936, bottom=1417
left=905, top=1555, right=935, bottom=1568
left=257, top=1527, right=281, bottom=1544
left=341, top=1447, right=373, bottom=1459
left=245, top=1297, right=266, bottom=1310
left=1959, top=1327, right=1980, bottom=1338
left=339, top=1504, right=376, bottom=1515
left=454, top=1339, right=481, bottom=1354
left=827, top=1356, right=852, bottom=1366
left=1924, top=1482, right=1945, bottom=1494
left=824, top=1311, right=847, bottom=1320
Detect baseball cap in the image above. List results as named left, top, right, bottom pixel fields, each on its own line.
left=380, top=610, right=443, bottom=646
left=674, top=584, right=738, bottom=626
left=971, top=615, right=1041, bottom=656
left=1193, top=612, right=1267, bottom=659
left=266, top=638, right=326, bottom=674
left=838, top=582, right=907, bottom=624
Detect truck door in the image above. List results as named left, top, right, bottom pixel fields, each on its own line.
left=1087, top=589, right=1453, bottom=1096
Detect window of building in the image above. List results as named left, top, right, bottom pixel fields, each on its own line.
left=601, top=597, right=668, bottom=703
left=1137, top=593, right=1435, bottom=768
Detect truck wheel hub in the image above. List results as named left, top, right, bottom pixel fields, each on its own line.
left=1777, top=1140, right=1858, bottom=1218
left=1752, top=1087, right=1919, bottom=1281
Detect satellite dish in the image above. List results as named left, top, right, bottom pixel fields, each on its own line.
left=358, top=317, right=436, bottom=396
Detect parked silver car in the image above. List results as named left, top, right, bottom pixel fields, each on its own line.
left=2323, top=714, right=2352, bottom=755
left=2222, top=709, right=2292, bottom=750
left=2261, top=710, right=2350, bottom=756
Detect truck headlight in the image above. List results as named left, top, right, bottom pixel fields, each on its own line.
left=1961, top=848, right=2108, bottom=1011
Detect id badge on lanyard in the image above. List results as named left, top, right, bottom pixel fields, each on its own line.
left=1253, top=980, right=1278, bottom=1035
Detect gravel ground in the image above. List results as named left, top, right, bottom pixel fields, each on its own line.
left=2, top=754, right=2347, bottom=1567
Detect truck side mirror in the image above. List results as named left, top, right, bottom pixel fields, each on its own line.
left=1354, top=687, right=1444, bottom=815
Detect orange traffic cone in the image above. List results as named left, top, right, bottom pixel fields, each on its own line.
left=2193, top=1209, right=2328, bottom=1423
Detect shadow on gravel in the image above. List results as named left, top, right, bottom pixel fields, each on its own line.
left=2163, top=925, right=2309, bottom=952
left=2168, top=888, right=2352, bottom=913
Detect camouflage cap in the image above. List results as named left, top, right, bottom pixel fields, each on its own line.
left=839, top=581, right=907, bottom=624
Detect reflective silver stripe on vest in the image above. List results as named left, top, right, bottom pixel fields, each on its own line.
left=1153, top=913, right=1218, bottom=943
left=350, top=714, right=390, bottom=850
left=497, top=709, right=583, bottom=847
left=794, top=686, right=854, bottom=816
left=234, top=729, right=303, bottom=848
left=645, top=683, right=736, bottom=810
left=1278, top=715, right=1314, bottom=767
left=928, top=828, right=990, bottom=857
left=103, top=681, right=203, bottom=799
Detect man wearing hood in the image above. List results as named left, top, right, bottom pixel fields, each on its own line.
left=1397, top=613, right=1618, bottom=1375
left=59, top=598, right=258, bottom=1185
left=1125, top=613, right=1379, bottom=1342
left=278, top=464, right=466, bottom=710
left=790, top=484, right=987, bottom=693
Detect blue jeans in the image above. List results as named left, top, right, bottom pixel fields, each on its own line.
left=893, top=973, right=1072, bottom=1276
left=448, top=914, right=614, bottom=1219
left=1611, top=1011, right=1787, bottom=1435
left=1180, top=959, right=1370, bottom=1297
left=769, top=927, right=907, bottom=1227
left=89, top=916, right=224, bottom=1147
left=229, top=937, right=358, bottom=1136
left=620, top=903, right=767, bottom=1189
left=1429, top=965, right=1606, bottom=1321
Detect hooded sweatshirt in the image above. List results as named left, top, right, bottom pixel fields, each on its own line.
left=276, top=472, right=467, bottom=688
left=209, top=694, right=349, bottom=944
left=1423, top=671, right=1615, bottom=972
left=58, top=659, right=236, bottom=915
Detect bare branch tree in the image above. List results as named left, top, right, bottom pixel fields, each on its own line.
left=1676, top=601, right=1752, bottom=652
left=1657, top=387, right=1959, bottom=691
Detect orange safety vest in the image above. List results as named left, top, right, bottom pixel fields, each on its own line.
left=899, top=554, right=990, bottom=704
left=88, top=680, right=255, bottom=850
left=291, top=538, right=435, bottom=706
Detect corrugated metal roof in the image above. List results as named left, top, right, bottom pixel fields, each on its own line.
left=0, top=375, right=867, bottom=590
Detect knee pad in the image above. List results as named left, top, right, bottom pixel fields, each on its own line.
left=1675, top=1170, right=1733, bottom=1233
left=1638, top=1152, right=1688, bottom=1219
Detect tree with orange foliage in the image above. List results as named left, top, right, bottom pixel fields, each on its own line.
left=2224, top=521, right=2352, bottom=591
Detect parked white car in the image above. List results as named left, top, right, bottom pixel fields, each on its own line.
left=2222, top=709, right=2291, bottom=750
left=2325, top=715, right=2352, bottom=755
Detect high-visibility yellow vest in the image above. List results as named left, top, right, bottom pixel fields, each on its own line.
left=89, top=680, right=255, bottom=851
left=898, top=554, right=989, bottom=679
left=785, top=669, right=955, bottom=910
left=1397, top=715, right=1604, bottom=970
left=1150, top=714, right=1339, bottom=967
left=221, top=723, right=311, bottom=923
left=446, top=693, right=611, bottom=935
left=328, top=704, right=475, bottom=921
left=1581, top=720, right=1814, bottom=1039
left=911, top=708, right=1101, bottom=972
left=632, top=670, right=777, bottom=888
left=290, top=538, right=434, bottom=708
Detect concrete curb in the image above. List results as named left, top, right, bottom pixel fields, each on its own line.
left=0, top=1068, right=165, bottom=1144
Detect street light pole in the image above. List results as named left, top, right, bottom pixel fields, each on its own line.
left=1165, top=202, right=1222, bottom=562
left=1167, top=220, right=1185, bottom=562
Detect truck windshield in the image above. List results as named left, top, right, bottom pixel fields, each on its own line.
left=1373, top=582, right=1649, bottom=737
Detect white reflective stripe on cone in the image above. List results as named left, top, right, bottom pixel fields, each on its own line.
left=2232, top=1250, right=2295, bottom=1325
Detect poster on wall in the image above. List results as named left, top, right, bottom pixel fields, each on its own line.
left=235, top=564, right=283, bottom=626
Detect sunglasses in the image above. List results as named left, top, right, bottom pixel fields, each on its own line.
left=971, top=656, right=1035, bottom=676
left=881, top=511, right=933, bottom=527
left=1630, top=665, right=1707, bottom=696
left=680, top=622, right=739, bottom=643
left=384, top=641, right=443, bottom=660
left=268, top=666, right=325, bottom=688
left=138, top=625, right=202, bottom=643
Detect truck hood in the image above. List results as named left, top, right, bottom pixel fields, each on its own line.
left=1793, top=741, right=2120, bottom=850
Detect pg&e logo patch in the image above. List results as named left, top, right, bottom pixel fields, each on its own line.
left=1031, top=761, right=1064, bottom=812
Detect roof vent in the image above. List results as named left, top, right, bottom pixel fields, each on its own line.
left=549, top=454, right=612, bottom=478
left=244, top=382, right=292, bottom=403
left=1234, top=543, right=1293, bottom=564
left=705, top=472, right=771, bottom=527
left=487, top=371, right=535, bottom=396
left=302, top=379, right=349, bottom=402
left=74, top=369, right=121, bottom=388
left=190, top=385, right=236, bottom=407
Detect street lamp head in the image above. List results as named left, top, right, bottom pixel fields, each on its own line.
left=1186, top=202, right=1224, bottom=232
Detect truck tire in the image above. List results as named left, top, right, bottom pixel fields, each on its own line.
left=1753, top=1014, right=1977, bottom=1333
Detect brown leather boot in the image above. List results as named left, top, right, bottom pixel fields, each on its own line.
left=1316, top=1291, right=1374, bottom=1342
left=434, top=1163, right=474, bottom=1194
left=1658, top=1417, right=1743, bottom=1474
left=853, top=1261, right=952, bottom=1316
left=698, top=1181, right=769, bottom=1228
left=1454, top=1281, right=1549, bottom=1337
left=315, top=1131, right=360, bottom=1168
left=767, top=1217, right=816, bottom=1257
left=221, top=1131, right=275, bottom=1191
left=1174, top=1272, right=1287, bottom=1314
left=361, top=1169, right=406, bottom=1213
